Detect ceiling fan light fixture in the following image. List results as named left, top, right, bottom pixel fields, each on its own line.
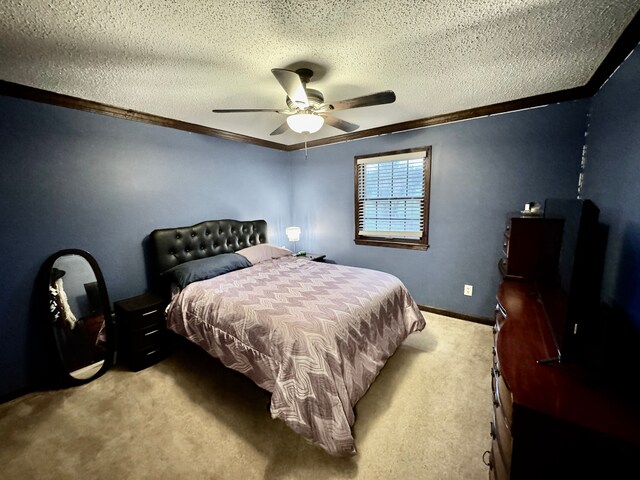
left=286, top=113, right=324, bottom=134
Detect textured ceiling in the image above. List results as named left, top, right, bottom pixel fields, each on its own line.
left=1, top=1, right=638, bottom=146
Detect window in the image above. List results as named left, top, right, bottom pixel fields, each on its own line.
left=355, top=146, right=431, bottom=250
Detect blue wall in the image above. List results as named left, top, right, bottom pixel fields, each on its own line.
left=583, top=45, right=640, bottom=331
left=0, top=97, right=291, bottom=397
left=290, top=101, right=589, bottom=318
left=2, top=80, right=623, bottom=399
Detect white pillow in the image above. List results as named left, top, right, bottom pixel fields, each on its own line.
left=237, top=243, right=292, bottom=265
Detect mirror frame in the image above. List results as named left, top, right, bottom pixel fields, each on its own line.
left=42, top=248, right=116, bottom=386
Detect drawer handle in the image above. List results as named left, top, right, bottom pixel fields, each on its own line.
left=144, top=329, right=160, bottom=336
left=482, top=450, right=492, bottom=467
left=146, top=349, right=159, bottom=356
left=142, top=309, right=159, bottom=316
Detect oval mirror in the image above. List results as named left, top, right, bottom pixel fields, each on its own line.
left=42, top=249, right=115, bottom=384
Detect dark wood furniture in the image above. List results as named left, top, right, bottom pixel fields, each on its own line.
left=488, top=280, right=640, bottom=479
left=114, top=293, right=168, bottom=372
left=499, top=214, right=563, bottom=281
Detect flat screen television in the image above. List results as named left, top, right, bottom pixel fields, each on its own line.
left=538, top=198, right=604, bottom=363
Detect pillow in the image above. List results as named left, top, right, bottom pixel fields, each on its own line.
left=161, top=253, right=252, bottom=289
left=236, top=243, right=292, bottom=265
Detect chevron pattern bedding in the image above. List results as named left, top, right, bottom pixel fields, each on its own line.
left=165, top=255, right=425, bottom=456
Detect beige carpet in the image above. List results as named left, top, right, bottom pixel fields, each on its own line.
left=0, top=312, right=493, bottom=479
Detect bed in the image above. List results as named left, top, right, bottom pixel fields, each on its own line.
left=149, top=219, right=425, bottom=456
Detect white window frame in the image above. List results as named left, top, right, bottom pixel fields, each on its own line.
left=354, top=146, right=431, bottom=250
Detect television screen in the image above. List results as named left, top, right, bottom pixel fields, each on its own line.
left=541, top=198, right=603, bottom=362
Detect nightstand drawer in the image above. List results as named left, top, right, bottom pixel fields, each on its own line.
left=132, top=307, right=164, bottom=330
left=129, top=344, right=167, bottom=372
left=131, top=324, right=165, bottom=350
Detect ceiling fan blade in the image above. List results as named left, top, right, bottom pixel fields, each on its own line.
left=323, top=115, right=359, bottom=133
left=271, top=68, right=309, bottom=108
left=270, top=121, right=289, bottom=136
left=328, top=90, right=396, bottom=111
left=212, top=108, right=282, bottom=113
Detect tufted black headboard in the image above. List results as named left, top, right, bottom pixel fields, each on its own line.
left=149, top=219, right=268, bottom=275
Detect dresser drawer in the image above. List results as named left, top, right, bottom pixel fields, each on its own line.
left=502, top=233, right=510, bottom=257
left=498, top=257, right=508, bottom=276
left=496, top=373, right=513, bottom=424
left=490, top=438, right=510, bottom=480
left=492, top=405, right=513, bottom=470
left=495, top=302, right=507, bottom=330
left=492, top=365, right=513, bottom=422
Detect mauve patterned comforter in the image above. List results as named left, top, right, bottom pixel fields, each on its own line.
left=165, top=255, right=425, bottom=456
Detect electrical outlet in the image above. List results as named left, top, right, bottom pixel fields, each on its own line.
left=464, top=284, right=473, bottom=296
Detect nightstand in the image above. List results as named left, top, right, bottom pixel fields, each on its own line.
left=306, top=253, right=326, bottom=262
left=114, top=293, right=168, bottom=372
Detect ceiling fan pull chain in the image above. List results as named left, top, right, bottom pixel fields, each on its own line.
left=304, top=137, right=308, bottom=160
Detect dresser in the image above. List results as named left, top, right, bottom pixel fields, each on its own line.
left=499, top=214, right=563, bottom=281
left=488, top=280, right=640, bottom=479
left=114, top=293, right=168, bottom=372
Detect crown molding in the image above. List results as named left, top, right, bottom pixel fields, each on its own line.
left=2, top=10, right=638, bottom=152
left=0, top=81, right=288, bottom=151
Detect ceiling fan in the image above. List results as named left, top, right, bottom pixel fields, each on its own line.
left=212, top=68, right=396, bottom=135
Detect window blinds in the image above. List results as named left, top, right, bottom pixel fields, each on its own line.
left=357, top=150, right=426, bottom=239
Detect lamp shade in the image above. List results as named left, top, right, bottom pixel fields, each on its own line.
left=285, top=226, right=301, bottom=242
left=286, top=113, right=324, bottom=134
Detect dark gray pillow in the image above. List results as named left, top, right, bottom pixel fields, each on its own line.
left=162, top=253, right=252, bottom=289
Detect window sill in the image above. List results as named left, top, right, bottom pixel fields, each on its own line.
left=354, top=238, right=429, bottom=250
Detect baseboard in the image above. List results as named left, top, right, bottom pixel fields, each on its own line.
left=418, top=304, right=493, bottom=326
